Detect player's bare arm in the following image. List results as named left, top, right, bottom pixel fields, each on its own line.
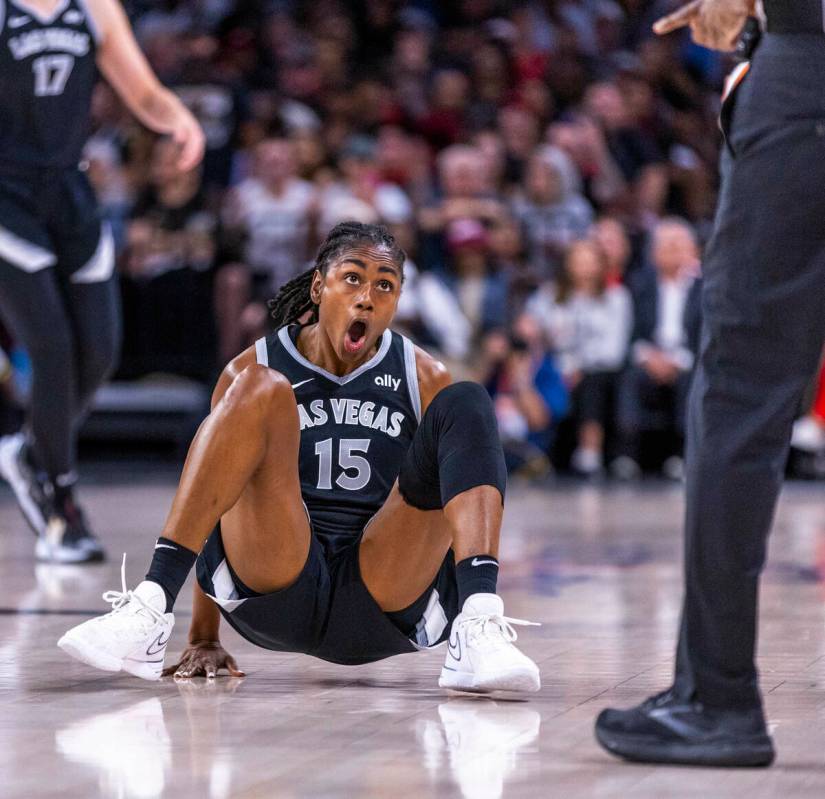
left=86, top=0, right=205, bottom=170
left=415, top=345, right=452, bottom=414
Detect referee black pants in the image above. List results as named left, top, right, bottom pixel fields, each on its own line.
left=674, top=34, right=825, bottom=710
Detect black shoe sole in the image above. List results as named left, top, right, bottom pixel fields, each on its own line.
left=595, top=726, right=776, bottom=768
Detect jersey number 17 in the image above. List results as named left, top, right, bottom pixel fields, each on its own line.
left=33, top=55, right=75, bottom=97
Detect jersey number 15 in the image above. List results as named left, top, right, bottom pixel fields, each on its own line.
left=314, top=438, right=371, bottom=491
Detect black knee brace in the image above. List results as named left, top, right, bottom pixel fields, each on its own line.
left=398, top=381, right=506, bottom=511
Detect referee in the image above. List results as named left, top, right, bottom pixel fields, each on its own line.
left=596, top=0, right=825, bottom=767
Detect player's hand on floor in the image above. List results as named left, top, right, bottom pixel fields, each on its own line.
left=163, top=640, right=245, bottom=679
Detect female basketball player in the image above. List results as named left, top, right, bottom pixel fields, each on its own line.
left=59, top=222, right=541, bottom=694
left=0, top=0, right=204, bottom=562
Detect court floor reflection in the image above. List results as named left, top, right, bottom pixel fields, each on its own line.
left=56, top=697, right=172, bottom=799
left=6, top=476, right=825, bottom=797
left=417, top=698, right=541, bottom=799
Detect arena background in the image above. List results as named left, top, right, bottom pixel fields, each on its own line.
left=4, top=2, right=825, bottom=798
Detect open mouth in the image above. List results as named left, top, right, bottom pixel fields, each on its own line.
left=344, top=320, right=368, bottom=354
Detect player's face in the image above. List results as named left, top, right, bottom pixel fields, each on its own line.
left=313, top=245, right=402, bottom=363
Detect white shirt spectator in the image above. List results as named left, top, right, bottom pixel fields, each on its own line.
left=527, top=283, right=632, bottom=376
left=632, top=274, right=695, bottom=371
left=319, top=181, right=413, bottom=235
left=393, top=260, right=472, bottom=362
left=224, top=177, right=316, bottom=290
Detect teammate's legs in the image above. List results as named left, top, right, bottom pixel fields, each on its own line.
left=60, top=264, right=121, bottom=425
left=0, top=261, right=77, bottom=479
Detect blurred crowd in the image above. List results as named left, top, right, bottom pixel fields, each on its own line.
left=2, top=0, right=823, bottom=478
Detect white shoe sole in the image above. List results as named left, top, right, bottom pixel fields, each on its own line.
left=0, top=434, right=46, bottom=535
left=439, top=665, right=541, bottom=694
left=57, top=633, right=163, bottom=681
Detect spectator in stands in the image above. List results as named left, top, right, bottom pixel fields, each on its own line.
left=481, top=321, right=569, bottom=477
left=511, top=146, right=594, bottom=280
left=615, top=218, right=702, bottom=480
left=440, top=218, right=509, bottom=358
left=319, top=134, right=414, bottom=247
left=583, top=80, right=668, bottom=222
left=215, top=136, right=317, bottom=364
left=121, top=138, right=217, bottom=380
left=526, top=240, right=632, bottom=476
left=418, top=144, right=507, bottom=274
left=591, top=215, right=637, bottom=286
left=36, top=0, right=738, bottom=478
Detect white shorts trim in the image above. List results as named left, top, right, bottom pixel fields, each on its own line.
left=0, top=223, right=56, bottom=273
left=412, top=588, right=449, bottom=649
left=255, top=336, right=269, bottom=366
left=207, top=558, right=248, bottom=613
left=70, top=223, right=115, bottom=284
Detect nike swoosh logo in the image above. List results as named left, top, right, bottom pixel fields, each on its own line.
left=471, top=557, right=498, bottom=567
left=447, top=632, right=461, bottom=662
left=8, top=16, right=30, bottom=27
left=154, top=543, right=178, bottom=551
left=291, top=378, right=314, bottom=390
left=146, top=631, right=171, bottom=656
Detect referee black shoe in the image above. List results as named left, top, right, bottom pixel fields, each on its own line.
left=595, top=688, right=775, bottom=768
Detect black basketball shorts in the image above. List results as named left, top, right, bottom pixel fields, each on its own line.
left=0, top=167, right=113, bottom=281
left=196, top=523, right=460, bottom=666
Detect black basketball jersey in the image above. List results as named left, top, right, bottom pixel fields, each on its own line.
left=0, top=0, right=100, bottom=170
left=256, top=325, right=422, bottom=554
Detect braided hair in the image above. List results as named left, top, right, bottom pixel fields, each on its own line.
left=267, top=221, right=406, bottom=328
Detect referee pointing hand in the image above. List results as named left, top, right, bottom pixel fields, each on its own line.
left=596, top=0, right=825, bottom=767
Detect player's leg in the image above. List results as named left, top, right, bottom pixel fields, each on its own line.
left=47, top=223, right=121, bottom=559
left=158, top=363, right=311, bottom=595
left=596, top=63, right=825, bottom=764
left=0, top=250, right=87, bottom=561
left=360, top=381, right=540, bottom=693
left=59, top=364, right=312, bottom=678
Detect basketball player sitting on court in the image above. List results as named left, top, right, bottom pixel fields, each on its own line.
left=59, top=222, right=541, bottom=694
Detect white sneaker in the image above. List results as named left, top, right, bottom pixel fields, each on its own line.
left=439, top=594, right=541, bottom=694
left=58, top=556, right=173, bottom=681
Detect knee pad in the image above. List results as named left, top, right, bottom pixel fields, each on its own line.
left=398, top=381, right=506, bottom=511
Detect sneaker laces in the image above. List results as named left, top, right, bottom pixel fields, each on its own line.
left=465, top=613, right=540, bottom=650
left=101, top=554, right=166, bottom=626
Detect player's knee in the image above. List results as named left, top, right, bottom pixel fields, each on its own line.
left=400, top=381, right=505, bottom=511
left=428, top=380, right=496, bottom=430
left=226, top=364, right=293, bottom=415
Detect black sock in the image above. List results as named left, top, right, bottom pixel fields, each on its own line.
left=145, top=537, right=198, bottom=613
left=455, top=555, right=499, bottom=609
